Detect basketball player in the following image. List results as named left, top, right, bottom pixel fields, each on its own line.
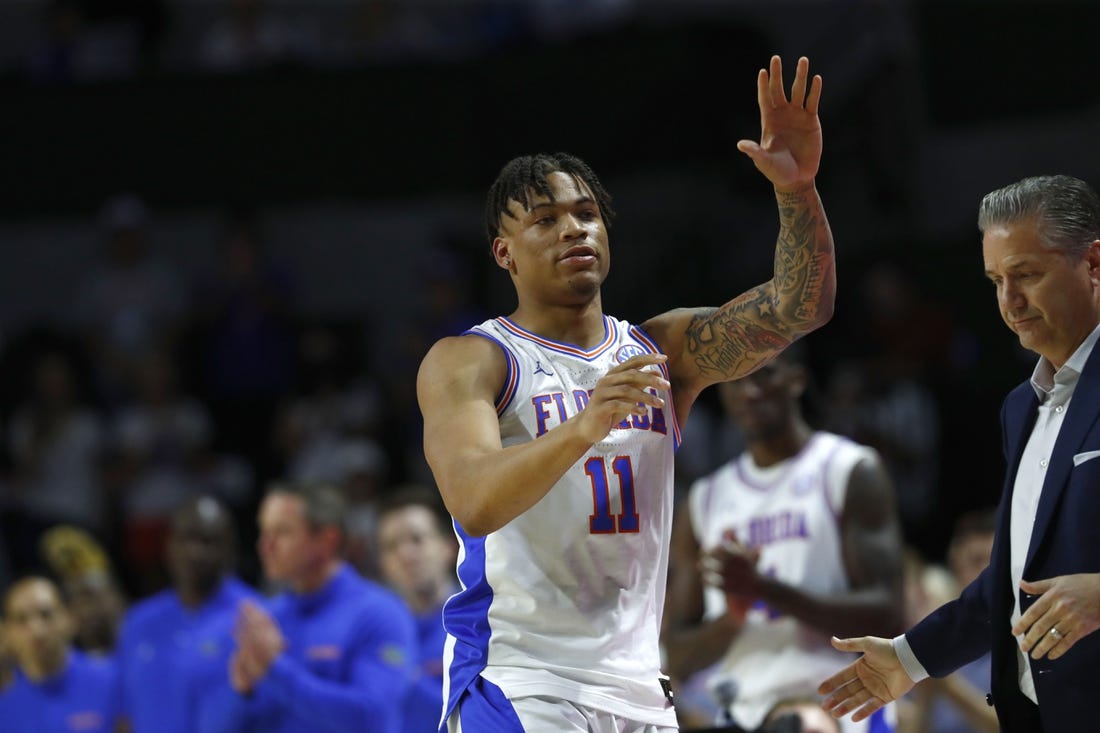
left=417, top=55, right=836, bottom=732
left=662, top=345, right=904, bottom=733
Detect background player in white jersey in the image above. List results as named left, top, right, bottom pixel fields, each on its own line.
left=662, top=344, right=905, bottom=733
left=416, top=55, right=836, bottom=733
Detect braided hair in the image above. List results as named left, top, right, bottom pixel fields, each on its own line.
left=483, top=152, right=616, bottom=245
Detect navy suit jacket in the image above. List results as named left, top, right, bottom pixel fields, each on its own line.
left=907, top=341, right=1100, bottom=733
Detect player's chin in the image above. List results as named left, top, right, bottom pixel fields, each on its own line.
left=566, top=275, right=603, bottom=299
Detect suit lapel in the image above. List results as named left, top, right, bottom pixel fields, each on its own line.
left=1025, top=348, right=1100, bottom=571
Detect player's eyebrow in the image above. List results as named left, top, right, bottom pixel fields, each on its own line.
left=529, top=195, right=596, bottom=212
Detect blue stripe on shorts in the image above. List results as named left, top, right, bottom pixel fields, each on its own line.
left=449, top=676, right=526, bottom=733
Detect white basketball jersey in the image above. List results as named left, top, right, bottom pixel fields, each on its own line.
left=689, top=432, right=888, bottom=733
left=441, top=315, right=681, bottom=727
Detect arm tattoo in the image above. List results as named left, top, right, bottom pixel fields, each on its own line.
left=684, top=188, right=834, bottom=381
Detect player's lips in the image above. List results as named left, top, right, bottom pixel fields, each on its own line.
left=559, top=244, right=597, bottom=264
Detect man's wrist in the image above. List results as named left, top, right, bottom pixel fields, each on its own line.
left=892, top=634, right=930, bottom=683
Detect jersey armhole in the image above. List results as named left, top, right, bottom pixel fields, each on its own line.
left=463, top=328, right=521, bottom=415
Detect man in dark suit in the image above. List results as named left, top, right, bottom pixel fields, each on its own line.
left=817, top=174, right=1100, bottom=733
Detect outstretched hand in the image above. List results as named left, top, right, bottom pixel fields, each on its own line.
left=818, top=636, right=915, bottom=723
left=737, top=55, right=823, bottom=191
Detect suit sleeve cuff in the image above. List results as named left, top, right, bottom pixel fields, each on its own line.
left=893, top=634, right=930, bottom=683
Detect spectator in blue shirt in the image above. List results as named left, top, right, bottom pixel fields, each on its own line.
left=116, top=494, right=257, bottom=733
left=376, top=485, right=459, bottom=732
left=0, top=575, right=119, bottom=733
left=199, top=481, right=417, bottom=733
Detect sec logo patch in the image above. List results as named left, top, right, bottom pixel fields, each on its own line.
left=615, top=344, right=646, bottom=363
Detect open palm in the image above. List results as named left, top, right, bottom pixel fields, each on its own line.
left=818, top=636, right=915, bottom=723
left=737, top=55, right=823, bottom=190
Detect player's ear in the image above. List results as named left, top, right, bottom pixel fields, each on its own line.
left=492, top=239, right=512, bottom=270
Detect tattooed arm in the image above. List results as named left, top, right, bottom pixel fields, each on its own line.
left=642, top=55, right=835, bottom=425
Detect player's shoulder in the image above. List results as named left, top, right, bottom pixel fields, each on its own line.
left=421, top=329, right=508, bottom=370
left=418, top=330, right=511, bottom=401
left=814, top=430, right=879, bottom=460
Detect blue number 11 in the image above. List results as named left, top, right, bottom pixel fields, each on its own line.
left=585, top=456, right=640, bottom=534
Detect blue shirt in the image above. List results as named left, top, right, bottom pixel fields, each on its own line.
left=198, top=563, right=417, bottom=733
left=0, top=650, right=119, bottom=733
left=116, top=575, right=258, bottom=733
left=402, top=602, right=449, bottom=733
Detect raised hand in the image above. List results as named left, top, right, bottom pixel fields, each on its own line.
left=818, top=636, right=915, bottom=723
left=574, top=353, right=669, bottom=444
left=737, top=55, right=823, bottom=191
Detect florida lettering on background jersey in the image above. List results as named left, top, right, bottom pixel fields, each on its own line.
left=689, top=432, right=894, bottom=733
left=440, top=315, right=681, bottom=728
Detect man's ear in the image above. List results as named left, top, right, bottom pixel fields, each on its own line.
left=1087, top=239, right=1100, bottom=280
left=492, top=239, right=512, bottom=270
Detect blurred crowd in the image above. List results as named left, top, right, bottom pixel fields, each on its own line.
left=3, top=0, right=637, bottom=85
left=0, top=190, right=486, bottom=596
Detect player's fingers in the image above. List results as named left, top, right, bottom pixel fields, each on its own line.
left=805, top=74, right=823, bottom=115
left=609, top=353, right=667, bottom=373
left=755, top=66, right=769, bottom=112
left=768, top=55, right=786, bottom=106
left=600, top=397, right=659, bottom=425
left=790, top=56, right=809, bottom=107
left=598, top=371, right=669, bottom=399
left=606, top=381, right=666, bottom=407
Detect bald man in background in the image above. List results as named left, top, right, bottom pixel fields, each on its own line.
left=115, top=495, right=258, bottom=733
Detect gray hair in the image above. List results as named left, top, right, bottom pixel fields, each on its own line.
left=977, top=175, right=1100, bottom=258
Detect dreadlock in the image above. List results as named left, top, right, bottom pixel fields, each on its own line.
left=483, top=152, right=616, bottom=246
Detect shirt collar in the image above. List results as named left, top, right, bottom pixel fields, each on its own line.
left=292, top=562, right=351, bottom=612
left=1030, top=322, right=1100, bottom=399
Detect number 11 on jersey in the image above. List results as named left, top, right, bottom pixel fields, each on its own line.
left=585, top=456, right=640, bottom=534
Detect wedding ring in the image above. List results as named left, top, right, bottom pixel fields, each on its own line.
left=1049, top=627, right=1063, bottom=641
